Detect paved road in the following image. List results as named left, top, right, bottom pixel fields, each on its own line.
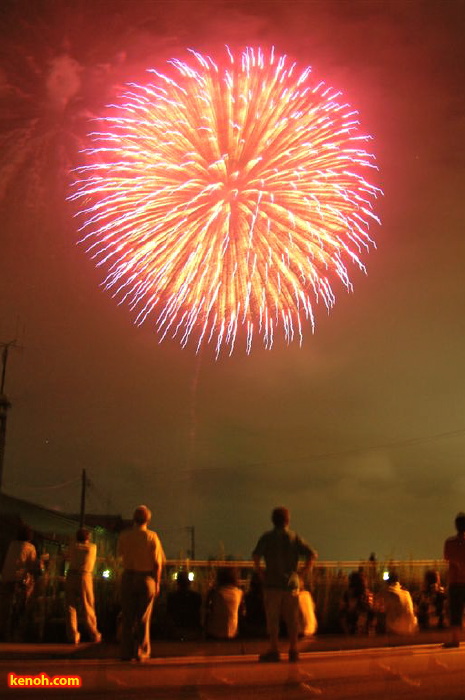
left=1, top=643, right=465, bottom=699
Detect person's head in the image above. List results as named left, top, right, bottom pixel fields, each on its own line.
left=387, top=571, right=399, bottom=585
left=76, top=528, right=90, bottom=543
left=176, top=571, right=191, bottom=590
left=17, top=524, right=33, bottom=542
left=455, top=512, right=465, bottom=534
left=424, top=569, right=440, bottom=588
left=271, top=506, right=290, bottom=529
left=216, top=567, right=239, bottom=587
left=133, top=505, right=151, bottom=525
left=348, top=570, right=366, bottom=594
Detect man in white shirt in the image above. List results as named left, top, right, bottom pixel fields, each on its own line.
left=118, top=505, right=165, bottom=662
left=205, top=567, right=244, bottom=639
left=382, top=572, right=418, bottom=635
left=65, top=528, right=101, bottom=644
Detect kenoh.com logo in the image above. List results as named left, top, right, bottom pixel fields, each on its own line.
left=8, top=672, right=82, bottom=688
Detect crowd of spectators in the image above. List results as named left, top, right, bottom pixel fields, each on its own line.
left=1, top=509, right=464, bottom=659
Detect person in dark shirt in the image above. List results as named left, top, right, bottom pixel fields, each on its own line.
left=252, top=506, right=316, bottom=662
left=339, top=570, right=375, bottom=635
left=166, top=571, right=202, bottom=639
left=415, top=570, right=446, bottom=631
left=242, top=571, right=267, bottom=638
left=443, top=512, right=465, bottom=647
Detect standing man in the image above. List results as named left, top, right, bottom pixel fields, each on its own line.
left=0, top=525, right=38, bottom=641
left=118, top=505, right=165, bottom=662
left=444, top=512, right=465, bottom=648
left=65, top=528, right=101, bottom=644
left=252, top=506, right=317, bottom=662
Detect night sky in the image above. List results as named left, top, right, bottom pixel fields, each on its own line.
left=1, top=0, right=464, bottom=561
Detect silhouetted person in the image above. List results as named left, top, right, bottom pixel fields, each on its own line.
left=381, top=572, right=418, bottom=635
left=241, top=571, right=267, bottom=637
left=415, top=570, right=446, bottom=630
left=367, top=552, right=378, bottom=589
left=0, top=525, right=38, bottom=641
left=118, top=505, right=165, bottom=661
left=166, top=571, right=202, bottom=639
left=205, top=567, right=244, bottom=639
left=339, top=570, right=375, bottom=635
left=444, top=512, right=465, bottom=647
left=65, top=528, right=101, bottom=644
left=253, top=506, right=317, bottom=662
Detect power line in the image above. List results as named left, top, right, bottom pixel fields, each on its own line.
left=6, top=475, right=81, bottom=492
left=248, top=426, right=465, bottom=470
left=126, top=425, right=465, bottom=476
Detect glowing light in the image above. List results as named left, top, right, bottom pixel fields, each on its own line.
left=171, top=570, right=195, bottom=581
left=70, top=47, right=381, bottom=355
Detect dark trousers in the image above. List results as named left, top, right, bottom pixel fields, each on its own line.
left=0, top=580, right=34, bottom=641
left=121, top=571, right=156, bottom=660
left=448, top=583, right=465, bottom=627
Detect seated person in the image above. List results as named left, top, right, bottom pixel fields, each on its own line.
left=298, top=587, right=318, bottom=637
left=166, top=571, right=202, bottom=639
left=415, top=570, right=446, bottom=630
left=241, top=571, right=267, bottom=637
left=205, top=567, right=244, bottom=639
left=381, top=572, right=418, bottom=635
left=339, top=570, right=375, bottom=635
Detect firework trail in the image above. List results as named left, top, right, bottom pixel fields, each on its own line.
left=70, top=46, right=381, bottom=355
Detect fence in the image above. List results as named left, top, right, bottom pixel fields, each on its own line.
left=29, top=557, right=449, bottom=641
left=163, top=558, right=448, bottom=634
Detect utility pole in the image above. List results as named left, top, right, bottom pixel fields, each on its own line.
left=186, top=525, right=196, bottom=560
left=0, top=341, right=17, bottom=492
left=79, top=468, right=87, bottom=527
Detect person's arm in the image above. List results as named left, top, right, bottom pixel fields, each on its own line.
left=27, top=543, right=40, bottom=578
left=300, top=553, right=314, bottom=576
left=253, top=552, right=265, bottom=584
left=88, top=543, right=97, bottom=573
left=117, top=533, right=126, bottom=572
left=252, top=535, right=264, bottom=573
left=153, top=535, right=165, bottom=589
left=299, top=540, right=317, bottom=576
left=239, top=588, right=246, bottom=618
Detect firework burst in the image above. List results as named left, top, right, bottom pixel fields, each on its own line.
left=70, top=46, right=381, bottom=355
